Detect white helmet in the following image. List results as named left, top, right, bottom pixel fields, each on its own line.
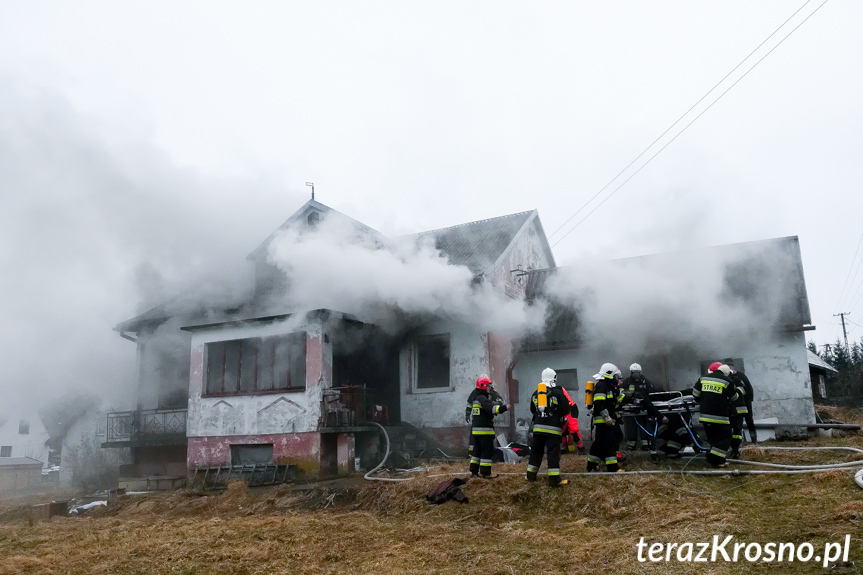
left=630, top=363, right=642, bottom=372
left=600, top=363, right=621, bottom=379
left=541, top=367, right=557, bottom=386
left=716, top=364, right=731, bottom=377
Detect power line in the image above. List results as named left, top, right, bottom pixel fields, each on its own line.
left=549, top=0, right=829, bottom=249
left=835, top=228, right=863, bottom=310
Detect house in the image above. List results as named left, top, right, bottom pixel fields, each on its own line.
left=0, top=405, right=50, bottom=465
left=517, top=236, right=817, bottom=435
left=107, top=199, right=816, bottom=481
left=807, top=349, right=837, bottom=402
left=0, top=457, right=44, bottom=497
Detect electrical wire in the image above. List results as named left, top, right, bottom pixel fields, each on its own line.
left=549, top=0, right=830, bottom=249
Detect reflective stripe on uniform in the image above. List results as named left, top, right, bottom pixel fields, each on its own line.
left=593, top=393, right=607, bottom=401
left=480, top=459, right=492, bottom=467
left=548, top=468, right=560, bottom=476
left=472, top=427, right=495, bottom=435
left=605, top=457, right=618, bottom=465
left=700, top=378, right=729, bottom=394
left=587, top=455, right=602, bottom=464
left=700, top=415, right=730, bottom=424
left=533, top=424, right=562, bottom=435
left=736, top=406, right=749, bottom=414
left=666, top=441, right=681, bottom=450
left=470, top=456, right=479, bottom=463
left=527, top=464, right=539, bottom=473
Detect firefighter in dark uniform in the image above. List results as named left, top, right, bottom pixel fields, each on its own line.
left=724, top=357, right=757, bottom=457
left=526, top=368, right=571, bottom=487
left=693, top=362, right=739, bottom=467
left=469, top=376, right=508, bottom=477
left=587, top=363, right=625, bottom=472
left=466, top=375, right=504, bottom=468
left=622, top=363, right=660, bottom=451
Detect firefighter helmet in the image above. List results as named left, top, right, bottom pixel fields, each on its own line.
left=541, top=367, right=557, bottom=386
left=476, top=376, right=492, bottom=390
left=629, top=363, right=642, bottom=373
left=707, top=361, right=722, bottom=373
left=600, top=363, right=621, bottom=379
left=716, top=364, right=731, bottom=377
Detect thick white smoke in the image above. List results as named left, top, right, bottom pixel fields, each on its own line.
left=544, top=238, right=805, bottom=357
left=266, top=214, right=547, bottom=336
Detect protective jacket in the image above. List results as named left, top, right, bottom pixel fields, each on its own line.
left=729, top=372, right=753, bottom=415
left=529, top=385, right=570, bottom=435
left=471, top=390, right=507, bottom=435
left=622, top=374, right=662, bottom=419
left=693, top=373, right=739, bottom=424
left=465, top=386, right=503, bottom=423
left=592, top=378, right=625, bottom=425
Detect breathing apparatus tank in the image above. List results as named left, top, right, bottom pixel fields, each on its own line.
left=585, top=379, right=594, bottom=407
left=537, top=382, right=548, bottom=414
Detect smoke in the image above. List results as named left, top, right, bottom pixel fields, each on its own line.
left=0, top=77, right=297, bottom=413
left=265, top=214, right=547, bottom=336
left=543, top=237, right=806, bottom=358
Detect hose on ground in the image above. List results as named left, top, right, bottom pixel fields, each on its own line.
left=364, top=422, right=415, bottom=482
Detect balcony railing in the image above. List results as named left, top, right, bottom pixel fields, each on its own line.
left=320, top=386, right=389, bottom=428
left=106, top=408, right=188, bottom=443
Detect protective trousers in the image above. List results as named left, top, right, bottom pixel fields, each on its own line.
left=625, top=415, right=651, bottom=450
left=730, top=415, right=744, bottom=457
left=587, top=424, right=619, bottom=472
left=470, top=434, right=494, bottom=477
left=702, top=422, right=732, bottom=466
left=526, top=432, right=563, bottom=486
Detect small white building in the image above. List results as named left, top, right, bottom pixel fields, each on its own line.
left=0, top=405, right=50, bottom=465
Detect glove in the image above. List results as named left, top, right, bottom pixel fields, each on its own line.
left=497, top=404, right=509, bottom=414
left=661, top=416, right=669, bottom=424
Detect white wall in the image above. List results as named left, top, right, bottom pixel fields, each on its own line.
left=187, top=314, right=327, bottom=439
left=0, top=407, right=50, bottom=464
left=399, top=320, right=490, bottom=429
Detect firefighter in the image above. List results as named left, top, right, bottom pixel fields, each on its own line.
left=622, top=363, right=659, bottom=451
left=587, top=363, right=625, bottom=472
left=693, top=362, right=739, bottom=468
left=469, top=376, right=509, bottom=477
left=723, top=357, right=757, bottom=458
left=465, top=375, right=504, bottom=466
left=526, top=368, right=571, bottom=487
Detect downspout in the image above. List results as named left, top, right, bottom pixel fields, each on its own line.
left=506, top=345, right=519, bottom=441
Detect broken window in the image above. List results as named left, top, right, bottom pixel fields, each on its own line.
left=415, top=334, right=451, bottom=390
left=0, top=446, right=10, bottom=457
left=205, top=332, right=307, bottom=396
left=18, top=420, right=29, bottom=435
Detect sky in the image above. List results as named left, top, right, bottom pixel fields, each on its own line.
left=1, top=1, right=861, bottom=411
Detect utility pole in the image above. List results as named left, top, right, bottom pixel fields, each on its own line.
left=834, top=312, right=850, bottom=350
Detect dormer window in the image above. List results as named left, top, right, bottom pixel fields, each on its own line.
left=307, top=211, right=320, bottom=228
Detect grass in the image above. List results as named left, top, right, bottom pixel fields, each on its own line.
left=1, top=436, right=862, bottom=574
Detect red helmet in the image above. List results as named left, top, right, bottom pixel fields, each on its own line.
left=476, top=376, right=492, bottom=390
left=708, top=361, right=723, bottom=373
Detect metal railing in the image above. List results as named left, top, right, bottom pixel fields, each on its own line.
left=320, top=386, right=389, bottom=428
left=107, top=408, right=187, bottom=442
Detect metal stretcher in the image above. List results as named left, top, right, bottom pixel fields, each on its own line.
left=620, top=391, right=707, bottom=461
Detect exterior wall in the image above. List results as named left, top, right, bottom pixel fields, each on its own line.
left=187, top=432, right=321, bottom=474
left=515, top=331, right=816, bottom=433
left=61, top=409, right=132, bottom=488
left=399, top=320, right=490, bottom=451
left=0, top=463, right=42, bottom=496
left=135, top=328, right=192, bottom=410
left=186, top=313, right=331, bottom=474
left=490, top=218, right=555, bottom=299
left=0, top=408, right=50, bottom=464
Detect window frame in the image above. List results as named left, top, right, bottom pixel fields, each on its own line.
left=204, top=332, right=307, bottom=397
left=18, top=420, right=29, bottom=435
left=412, top=333, right=452, bottom=393
left=0, top=446, right=11, bottom=457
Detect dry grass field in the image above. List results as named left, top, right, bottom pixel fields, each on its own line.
left=1, top=435, right=862, bottom=575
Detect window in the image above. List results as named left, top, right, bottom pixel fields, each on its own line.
left=205, top=332, right=306, bottom=396
left=556, top=369, right=578, bottom=392
left=18, top=420, right=29, bottom=435
left=414, top=334, right=451, bottom=390
left=0, top=446, right=11, bottom=457
left=231, top=444, right=274, bottom=465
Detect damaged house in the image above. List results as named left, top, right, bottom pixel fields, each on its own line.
left=107, top=200, right=815, bottom=483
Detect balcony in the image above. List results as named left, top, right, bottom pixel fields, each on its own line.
left=319, top=386, right=389, bottom=431
left=102, top=408, right=188, bottom=448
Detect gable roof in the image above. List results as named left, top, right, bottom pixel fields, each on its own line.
left=0, top=456, right=43, bottom=467
left=246, top=199, right=386, bottom=261
left=807, top=349, right=838, bottom=373
left=408, top=210, right=540, bottom=275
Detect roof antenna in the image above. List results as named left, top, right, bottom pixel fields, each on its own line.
left=306, top=181, right=315, bottom=200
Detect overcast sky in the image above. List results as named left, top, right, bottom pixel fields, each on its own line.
left=1, top=1, right=861, bottom=410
